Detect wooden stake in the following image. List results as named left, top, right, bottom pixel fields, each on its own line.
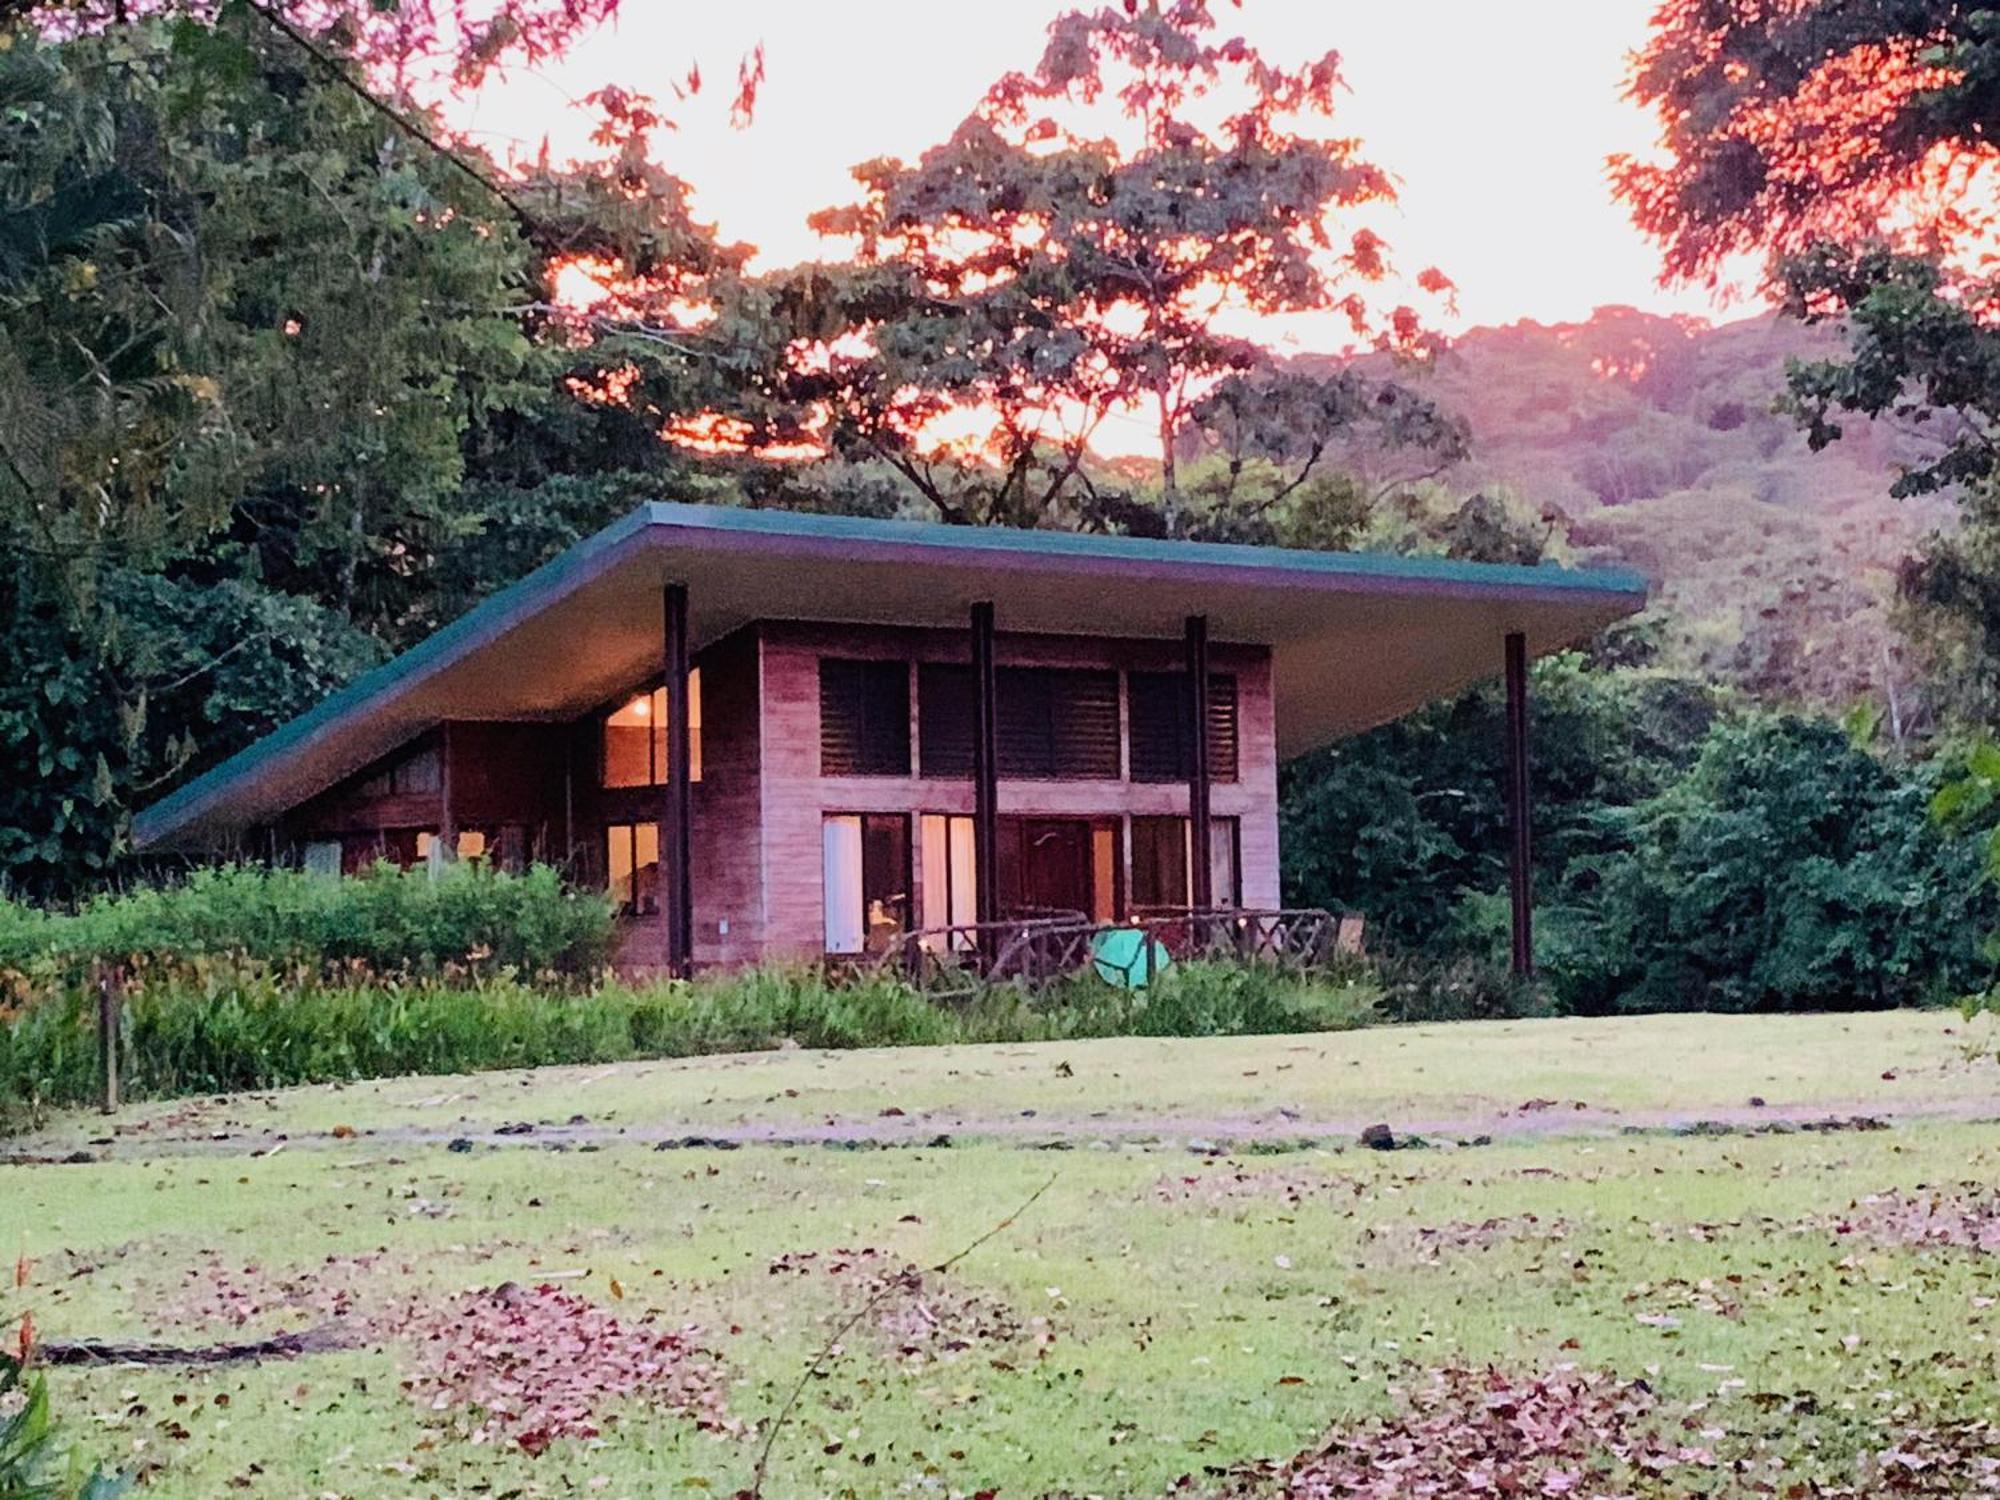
left=96, top=965, right=121, bottom=1115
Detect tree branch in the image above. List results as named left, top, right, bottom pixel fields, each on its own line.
left=240, top=0, right=541, bottom=235
left=747, top=1173, right=1057, bottom=1498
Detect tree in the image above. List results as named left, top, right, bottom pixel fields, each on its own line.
left=0, top=17, right=745, bottom=893
left=1556, top=713, right=1994, bottom=1013
left=1614, top=0, right=1999, bottom=289
left=755, top=0, right=1450, bottom=531
left=1615, top=0, right=2000, bottom=721
left=1280, top=656, right=1722, bottom=955
left=1172, top=365, right=1469, bottom=543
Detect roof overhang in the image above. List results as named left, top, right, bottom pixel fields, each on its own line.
left=135, top=502, right=1647, bottom=850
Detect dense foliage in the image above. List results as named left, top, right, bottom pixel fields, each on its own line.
left=5, top=0, right=1997, bottom=1024
left=0, top=15, right=748, bottom=896
left=0, top=864, right=616, bottom=984
left=1283, top=660, right=1999, bottom=1013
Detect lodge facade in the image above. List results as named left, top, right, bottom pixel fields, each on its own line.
left=135, top=504, right=1648, bottom=974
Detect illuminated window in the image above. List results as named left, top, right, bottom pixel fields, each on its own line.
left=606, top=822, right=661, bottom=915
left=415, top=829, right=490, bottom=867
left=822, top=814, right=910, bottom=955
left=602, top=671, right=703, bottom=788
left=918, top=813, right=979, bottom=950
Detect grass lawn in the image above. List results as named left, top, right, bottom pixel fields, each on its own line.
left=7, top=1009, right=2000, bottom=1496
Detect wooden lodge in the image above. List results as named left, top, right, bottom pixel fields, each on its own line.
left=133, top=504, right=1645, bottom=975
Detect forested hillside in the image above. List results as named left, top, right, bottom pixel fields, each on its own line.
left=1346, top=308, right=1956, bottom=717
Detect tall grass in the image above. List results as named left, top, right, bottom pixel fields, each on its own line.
left=1, top=961, right=1378, bottom=1132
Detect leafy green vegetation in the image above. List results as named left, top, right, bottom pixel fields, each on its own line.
left=0, top=958, right=1376, bottom=1132
left=0, top=1354, right=124, bottom=1500
left=1284, top=657, right=1999, bottom=1013
left=0, top=865, right=616, bottom=984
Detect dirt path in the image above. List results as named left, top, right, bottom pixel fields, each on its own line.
left=11, top=1094, right=1998, bottom=1165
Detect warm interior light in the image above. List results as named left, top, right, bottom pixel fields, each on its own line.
left=628, top=696, right=650, bottom=719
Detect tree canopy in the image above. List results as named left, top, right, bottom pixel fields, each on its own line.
left=743, top=0, right=1454, bottom=532
left=0, top=12, right=746, bottom=892
left=1617, top=0, right=2000, bottom=722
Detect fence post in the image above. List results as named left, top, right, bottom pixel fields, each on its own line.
left=95, top=964, right=121, bottom=1115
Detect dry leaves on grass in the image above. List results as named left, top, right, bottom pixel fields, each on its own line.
left=766, top=1248, right=1054, bottom=1361
left=153, top=1251, right=391, bottom=1335
left=1192, top=1364, right=1713, bottom=1498
left=1821, top=1189, right=2000, bottom=1252
left=402, top=1281, right=733, bottom=1454
left=1189, top=1365, right=2000, bottom=1497
left=1361, top=1214, right=1572, bottom=1264
left=1150, top=1168, right=1366, bottom=1210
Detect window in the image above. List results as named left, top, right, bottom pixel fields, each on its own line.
left=822, top=814, right=911, bottom=954
left=302, top=841, right=341, bottom=878
left=416, top=829, right=490, bottom=870
left=1130, top=815, right=1241, bottom=911
left=919, top=814, right=979, bottom=949
left=356, top=742, right=441, bottom=799
left=602, top=672, right=704, bottom=789
left=1128, top=672, right=1239, bottom=783
left=606, top=822, right=660, bottom=915
left=918, top=665, right=974, bottom=778
left=917, top=665, right=1120, bottom=780
left=819, top=659, right=911, bottom=776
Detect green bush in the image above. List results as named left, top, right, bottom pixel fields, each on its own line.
left=0, top=864, right=616, bottom=985
left=1551, top=716, right=1996, bottom=1013
left=1370, top=951, right=1553, bottom=1023
left=1287, top=660, right=1999, bottom=1015
left=0, top=1352, right=126, bottom=1499
left=1, top=959, right=1380, bottom=1132
left=1105, top=960, right=1378, bottom=1036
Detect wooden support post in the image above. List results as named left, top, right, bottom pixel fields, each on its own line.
left=1185, top=614, right=1214, bottom=913
left=970, top=602, right=1001, bottom=939
left=1504, top=630, right=1534, bottom=977
left=96, top=964, right=120, bottom=1115
left=436, top=723, right=455, bottom=875
left=662, top=583, right=695, bottom=979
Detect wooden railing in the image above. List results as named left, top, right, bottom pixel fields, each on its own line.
left=863, top=907, right=1359, bottom=996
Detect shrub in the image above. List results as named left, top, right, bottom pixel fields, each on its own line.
left=1369, top=951, right=1553, bottom=1024
left=1, top=959, right=1381, bottom=1132
left=1109, top=961, right=1378, bottom=1036
left=0, top=864, right=616, bottom=986
left=0, top=1352, right=126, bottom=1499
left=1555, top=716, right=1996, bottom=1013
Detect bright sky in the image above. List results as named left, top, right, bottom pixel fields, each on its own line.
left=460, top=0, right=1761, bottom=339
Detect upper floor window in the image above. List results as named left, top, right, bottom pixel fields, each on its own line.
left=356, top=742, right=441, bottom=799
left=918, top=664, right=1120, bottom=780
left=602, top=671, right=703, bottom=788
left=819, top=659, right=911, bottom=776
left=1128, top=672, right=1239, bottom=783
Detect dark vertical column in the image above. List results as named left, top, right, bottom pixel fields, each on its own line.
left=1504, top=630, right=1534, bottom=977
left=438, top=723, right=456, bottom=869
left=663, top=583, right=695, bottom=978
left=970, top=602, right=1001, bottom=931
left=1185, top=614, right=1214, bottom=912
